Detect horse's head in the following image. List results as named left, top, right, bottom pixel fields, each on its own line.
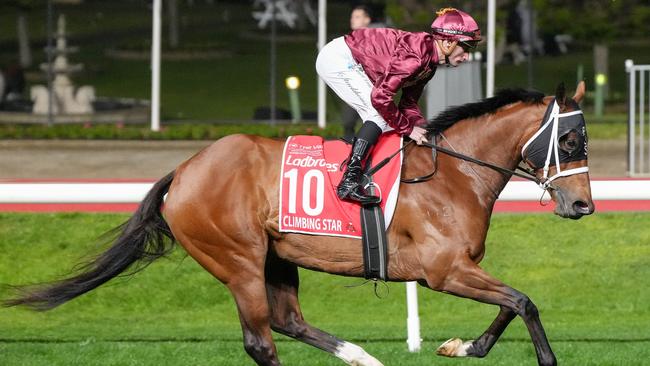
left=522, top=82, right=594, bottom=219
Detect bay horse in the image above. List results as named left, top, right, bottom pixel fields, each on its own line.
left=5, top=82, right=593, bottom=366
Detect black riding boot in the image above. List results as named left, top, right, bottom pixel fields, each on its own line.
left=337, top=122, right=382, bottom=205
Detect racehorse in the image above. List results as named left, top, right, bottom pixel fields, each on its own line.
left=5, top=82, right=593, bottom=366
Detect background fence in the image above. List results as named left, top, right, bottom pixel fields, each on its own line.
left=627, top=60, right=650, bottom=176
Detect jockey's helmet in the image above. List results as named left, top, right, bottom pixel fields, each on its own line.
left=431, top=8, right=481, bottom=50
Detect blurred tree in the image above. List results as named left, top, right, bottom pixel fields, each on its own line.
left=382, top=0, right=649, bottom=43
left=385, top=0, right=488, bottom=31
left=629, top=6, right=650, bottom=38
left=536, top=0, right=649, bottom=43
left=167, top=0, right=179, bottom=48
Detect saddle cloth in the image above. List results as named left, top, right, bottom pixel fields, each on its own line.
left=279, top=133, right=402, bottom=238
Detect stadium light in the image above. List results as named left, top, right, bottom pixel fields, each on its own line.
left=285, top=76, right=302, bottom=123
left=286, top=76, right=300, bottom=90
left=594, top=73, right=607, bottom=117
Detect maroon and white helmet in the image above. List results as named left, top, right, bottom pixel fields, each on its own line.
left=431, top=8, right=482, bottom=49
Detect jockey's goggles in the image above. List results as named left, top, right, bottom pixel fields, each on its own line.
left=458, top=40, right=479, bottom=51
left=431, top=27, right=479, bottom=39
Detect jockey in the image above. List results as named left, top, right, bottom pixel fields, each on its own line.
left=316, top=8, right=481, bottom=205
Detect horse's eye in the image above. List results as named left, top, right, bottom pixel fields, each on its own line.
left=559, top=131, right=579, bottom=153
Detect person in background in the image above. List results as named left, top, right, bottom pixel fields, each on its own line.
left=350, top=4, right=372, bottom=30
left=316, top=8, right=481, bottom=205
left=340, top=5, right=373, bottom=141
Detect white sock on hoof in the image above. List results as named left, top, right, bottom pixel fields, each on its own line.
left=436, top=337, right=473, bottom=357
left=334, top=341, right=384, bottom=366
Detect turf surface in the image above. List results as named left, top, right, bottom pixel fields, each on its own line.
left=1, top=212, right=649, bottom=365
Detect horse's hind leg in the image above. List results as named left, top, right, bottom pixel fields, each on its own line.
left=430, top=258, right=556, bottom=366
left=230, top=277, right=281, bottom=366
left=265, top=252, right=384, bottom=366
left=171, top=231, right=281, bottom=365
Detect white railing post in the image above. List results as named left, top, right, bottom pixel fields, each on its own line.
left=317, top=0, right=327, bottom=129
left=151, top=0, right=162, bottom=132
left=626, top=60, right=650, bottom=176
left=486, top=0, right=496, bottom=98
left=406, top=281, right=421, bottom=352
left=626, top=60, right=635, bottom=175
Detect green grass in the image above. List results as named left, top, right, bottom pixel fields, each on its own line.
left=1, top=212, right=649, bottom=365
left=2, top=340, right=650, bottom=366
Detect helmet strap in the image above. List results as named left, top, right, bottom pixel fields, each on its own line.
left=436, top=39, right=457, bottom=65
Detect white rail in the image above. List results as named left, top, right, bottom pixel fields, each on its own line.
left=1, top=180, right=649, bottom=203
left=499, top=180, right=650, bottom=201
left=0, top=183, right=151, bottom=203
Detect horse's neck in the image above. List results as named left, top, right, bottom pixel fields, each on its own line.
left=438, top=103, right=545, bottom=204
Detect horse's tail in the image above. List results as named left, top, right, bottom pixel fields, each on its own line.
left=3, top=171, right=176, bottom=311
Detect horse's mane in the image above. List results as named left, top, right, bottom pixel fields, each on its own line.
left=424, top=88, right=545, bottom=135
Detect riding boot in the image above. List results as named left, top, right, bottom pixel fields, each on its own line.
left=337, top=121, right=382, bottom=205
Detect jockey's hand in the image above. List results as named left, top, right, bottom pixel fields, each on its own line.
left=408, top=126, right=428, bottom=145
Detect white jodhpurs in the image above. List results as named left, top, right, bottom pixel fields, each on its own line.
left=315, top=37, right=392, bottom=132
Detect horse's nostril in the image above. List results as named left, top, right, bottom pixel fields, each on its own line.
left=573, top=200, right=592, bottom=214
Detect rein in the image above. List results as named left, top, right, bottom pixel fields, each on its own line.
left=412, top=141, right=541, bottom=184
left=365, top=140, right=540, bottom=191
left=366, top=139, right=542, bottom=186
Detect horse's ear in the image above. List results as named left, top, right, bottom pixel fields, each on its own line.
left=572, top=81, right=586, bottom=104
left=555, top=82, right=566, bottom=107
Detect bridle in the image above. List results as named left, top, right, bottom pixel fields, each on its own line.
left=520, top=100, right=589, bottom=190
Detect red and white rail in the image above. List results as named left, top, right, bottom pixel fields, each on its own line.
left=0, top=179, right=648, bottom=212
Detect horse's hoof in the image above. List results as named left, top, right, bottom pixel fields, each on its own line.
left=436, top=337, right=473, bottom=357
left=335, top=341, right=384, bottom=366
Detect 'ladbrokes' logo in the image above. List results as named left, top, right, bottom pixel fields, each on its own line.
left=285, top=155, right=339, bottom=172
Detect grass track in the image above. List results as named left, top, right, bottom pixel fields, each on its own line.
left=1, top=212, right=649, bottom=365
left=2, top=340, right=650, bottom=366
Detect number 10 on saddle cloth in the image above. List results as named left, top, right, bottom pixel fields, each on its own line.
left=279, top=134, right=403, bottom=238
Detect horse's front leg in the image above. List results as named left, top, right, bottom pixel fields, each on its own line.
left=427, top=258, right=556, bottom=366
left=437, top=305, right=515, bottom=358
